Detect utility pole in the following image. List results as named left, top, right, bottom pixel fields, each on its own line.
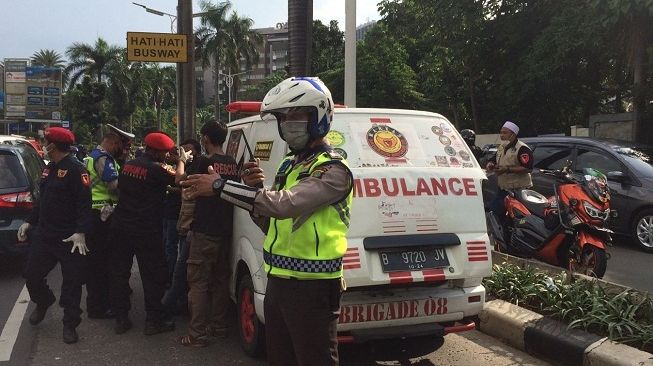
left=177, top=0, right=196, bottom=142
left=288, top=0, right=313, bottom=76
left=344, top=0, right=356, bottom=107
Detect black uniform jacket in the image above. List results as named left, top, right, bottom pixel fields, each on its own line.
left=27, top=154, right=93, bottom=239
left=111, top=154, right=176, bottom=235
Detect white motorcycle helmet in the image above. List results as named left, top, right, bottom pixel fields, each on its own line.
left=261, top=77, right=334, bottom=141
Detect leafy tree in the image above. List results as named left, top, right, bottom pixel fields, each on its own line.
left=106, top=53, right=147, bottom=130
left=65, top=38, right=122, bottom=87
left=143, top=64, right=176, bottom=129
left=240, top=70, right=289, bottom=101
left=66, top=76, right=107, bottom=142
left=196, top=0, right=233, bottom=119
left=224, top=12, right=263, bottom=101
left=356, top=23, right=424, bottom=109
left=31, top=49, right=66, bottom=68
left=312, top=20, right=344, bottom=75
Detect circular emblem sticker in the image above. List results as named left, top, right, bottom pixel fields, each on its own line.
left=459, top=150, right=471, bottom=161
left=334, top=148, right=347, bottom=159
left=431, top=126, right=443, bottom=135
left=326, top=130, right=345, bottom=147
left=366, top=125, right=408, bottom=158
left=444, top=146, right=457, bottom=156
left=438, top=135, right=451, bottom=146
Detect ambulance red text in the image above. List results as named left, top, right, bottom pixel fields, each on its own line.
left=353, top=177, right=478, bottom=198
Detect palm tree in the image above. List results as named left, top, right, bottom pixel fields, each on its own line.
left=106, top=52, right=147, bottom=130
left=65, top=38, right=122, bottom=87
left=144, top=64, right=177, bottom=129
left=195, top=0, right=232, bottom=119
left=31, top=49, right=66, bottom=68
left=224, top=12, right=263, bottom=101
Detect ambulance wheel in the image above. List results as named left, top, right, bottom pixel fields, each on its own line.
left=237, top=275, right=265, bottom=357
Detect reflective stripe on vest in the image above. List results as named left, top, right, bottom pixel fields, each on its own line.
left=263, top=151, right=353, bottom=280
left=85, top=155, right=120, bottom=209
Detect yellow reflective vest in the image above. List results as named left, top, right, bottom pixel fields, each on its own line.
left=85, top=152, right=120, bottom=209
left=263, top=151, right=353, bottom=280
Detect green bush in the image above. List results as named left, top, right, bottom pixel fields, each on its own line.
left=483, top=263, right=653, bottom=350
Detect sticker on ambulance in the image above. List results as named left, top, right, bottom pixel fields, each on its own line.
left=326, top=130, right=346, bottom=147
left=339, top=298, right=449, bottom=324
left=366, top=125, right=408, bottom=158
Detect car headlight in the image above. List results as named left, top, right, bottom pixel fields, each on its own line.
left=583, top=201, right=609, bottom=220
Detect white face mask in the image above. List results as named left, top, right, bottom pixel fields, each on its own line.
left=280, top=121, right=310, bottom=151
left=500, top=140, right=510, bottom=146
left=44, top=143, right=55, bottom=160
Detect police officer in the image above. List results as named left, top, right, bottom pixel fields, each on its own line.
left=486, top=121, right=534, bottom=217
left=109, top=132, right=181, bottom=335
left=460, top=129, right=483, bottom=162
left=84, top=124, right=134, bottom=319
left=18, top=127, right=93, bottom=344
left=183, top=77, right=353, bottom=365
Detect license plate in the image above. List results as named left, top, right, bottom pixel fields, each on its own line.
left=380, top=248, right=449, bottom=272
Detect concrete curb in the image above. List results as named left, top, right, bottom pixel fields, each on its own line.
left=479, top=299, right=653, bottom=366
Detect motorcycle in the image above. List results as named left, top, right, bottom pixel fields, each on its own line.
left=487, top=165, right=613, bottom=278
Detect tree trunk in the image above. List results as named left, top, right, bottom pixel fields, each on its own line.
left=449, top=101, right=460, bottom=129
left=288, top=0, right=313, bottom=76
left=468, top=76, right=479, bottom=132
left=214, top=60, right=222, bottom=122
left=156, top=100, right=162, bottom=130
left=631, top=14, right=648, bottom=143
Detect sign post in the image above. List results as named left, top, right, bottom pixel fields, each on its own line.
left=126, top=32, right=188, bottom=63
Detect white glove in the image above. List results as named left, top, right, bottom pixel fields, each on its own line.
left=178, top=146, right=193, bottom=164
left=17, top=222, right=31, bottom=242
left=62, top=233, right=89, bottom=256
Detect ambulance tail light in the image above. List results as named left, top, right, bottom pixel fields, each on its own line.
left=448, top=277, right=482, bottom=289
left=225, top=101, right=348, bottom=114
left=0, top=191, right=33, bottom=209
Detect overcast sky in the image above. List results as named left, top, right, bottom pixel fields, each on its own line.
left=0, top=0, right=381, bottom=62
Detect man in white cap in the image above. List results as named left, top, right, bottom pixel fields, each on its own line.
left=486, top=121, right=533, bottom=216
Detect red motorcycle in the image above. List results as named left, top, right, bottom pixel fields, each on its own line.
left=487, top=166, right=613, bottom=278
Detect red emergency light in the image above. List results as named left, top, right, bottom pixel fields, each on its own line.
left=225, top=101, right=348, bottom=114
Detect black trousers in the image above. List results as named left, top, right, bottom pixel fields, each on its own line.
left=264, top=276, right=341, bottom=366
left=23, top=231, right=86, bottom=328
left=109, top=228, right=168, bottom=322
left=85, top=210, right=111, bottom=315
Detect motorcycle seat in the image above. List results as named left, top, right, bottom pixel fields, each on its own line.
left=516, top=189, right=549, bottom=218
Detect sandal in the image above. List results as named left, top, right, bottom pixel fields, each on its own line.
left=177, top=334, right=208, bottom=348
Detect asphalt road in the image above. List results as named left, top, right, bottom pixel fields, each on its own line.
left=603, top=236, right=653, bottom=293
left=0, top=257, right=551, bottom=366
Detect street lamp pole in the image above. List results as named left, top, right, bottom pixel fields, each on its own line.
left=218, top=70, right=250, bottom=123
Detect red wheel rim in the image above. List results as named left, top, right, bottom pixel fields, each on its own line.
left=240, top=287, right=256, bottom=343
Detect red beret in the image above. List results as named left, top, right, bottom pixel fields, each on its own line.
left=44, top=127, right=75, bottom=144
left=144, top=132, right=175, bottom=151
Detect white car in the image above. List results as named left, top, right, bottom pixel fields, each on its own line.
left=223, top=107, right=492, bottom=355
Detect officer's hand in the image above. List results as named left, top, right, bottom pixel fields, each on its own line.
left=17, top=222, right=31, bottom=242
left=181, top=166, right=220, bottom=199
left=62, top=233, right=89, bottom=256
left=241, top=159, right=265, bottom=187
left=178, top=146, right=193, bottom=164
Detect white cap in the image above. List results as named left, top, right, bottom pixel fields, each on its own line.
left=502, top=121, right=519, bottom=135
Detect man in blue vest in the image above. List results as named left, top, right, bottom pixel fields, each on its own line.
left=183, top=77, right=353, bottom=365
left=84, top=124, right=134, bottom=319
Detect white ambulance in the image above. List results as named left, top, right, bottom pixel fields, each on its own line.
left=223, top=105, right=491, bottom=356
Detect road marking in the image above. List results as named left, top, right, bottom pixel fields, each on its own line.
left=0, top=285, right=30, bottom=362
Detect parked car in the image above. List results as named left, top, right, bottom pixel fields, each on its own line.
left=0, top=134, right=45, bottom=160
left=482, top=136, right=653, bottom=252
left=0, top=144, right=45, bottom=256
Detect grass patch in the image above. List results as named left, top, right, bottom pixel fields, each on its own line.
left=483, top=263, right=653, bottom=351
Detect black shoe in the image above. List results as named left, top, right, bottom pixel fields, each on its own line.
left=63, top=326, right=79, bottom=344
left=88, top=309, right=116, bottom=319
left=29, top=303, right=52, bottom=325
left=114, top=317, right=133, bottom=335
left=143, top=319, right=175, bottom=336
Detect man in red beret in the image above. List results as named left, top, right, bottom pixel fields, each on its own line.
left=108, top=132, right=186, bottom=335
left=20, top=127, right=93, bottom=344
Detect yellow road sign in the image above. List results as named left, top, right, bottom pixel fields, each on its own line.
left=127, top=32, right=187, bottom=63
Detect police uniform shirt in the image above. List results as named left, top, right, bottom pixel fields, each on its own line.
left=111, top=154, right=176, bottom=234
left=27, top=154, right=93, bottom=238
left=191, top=154, right=239, bottom=237
left=253, top=153, right=352, bottom=219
